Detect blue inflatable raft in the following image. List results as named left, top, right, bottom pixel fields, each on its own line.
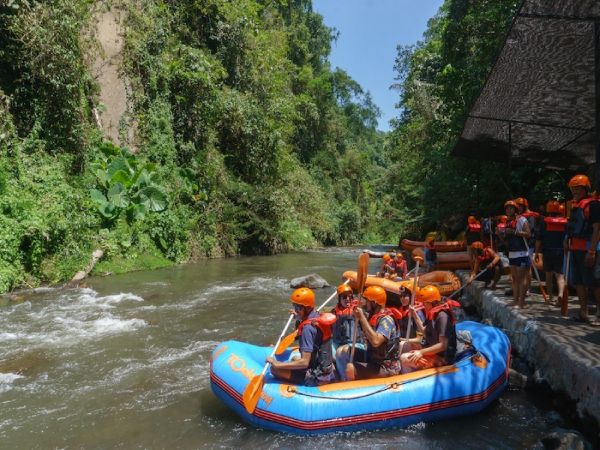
left=210, top=321, right=510, bottom=434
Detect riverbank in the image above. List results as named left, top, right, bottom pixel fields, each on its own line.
left=458, top=271, right=600, bottom=445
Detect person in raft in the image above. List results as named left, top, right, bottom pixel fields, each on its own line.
left=391, top=252, right=408, bottom=279
left=400, top=285, right=457, bottom=372
left=266, top=288, right=336, bottom=385
left=330, top=284, right=364, bottom=374
left=377, top=253, right=397, bottom=278
left=535, top=200, right=567, bottom=306
left=336, top=285, right=401, bottom=380
left=500, top=200, right=532, bottom=309
left=395, top=282, right=426, bottom=340
left=565, top=174, right=600, bottom=324
left=469, top=241, right=501, bottom=290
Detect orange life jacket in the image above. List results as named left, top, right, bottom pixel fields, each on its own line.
left=426, top=300, right=460, bottom=323
left=467, top=223, right=481, bottom=233
left=298, top=312, right=336, bottom=342
left=544, top=216, right=567, bottom=232
left=568, top=197, right=598, bottom=250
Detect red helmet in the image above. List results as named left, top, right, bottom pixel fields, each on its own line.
left=515, top=197, right=528, bottom=208
left=568, top=174, right=591, bottom=189
left=497, top=215, right=508, bottom=223
left=363, top=286, right=387, bottom=306
left=546, top=200, right=560, bottom=214
left=471, top=241, right=484, bottom=250
left=290, top=288, right=315, bottom=308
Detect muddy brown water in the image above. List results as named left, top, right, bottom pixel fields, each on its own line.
left=0, top=248, right=562, bottom=448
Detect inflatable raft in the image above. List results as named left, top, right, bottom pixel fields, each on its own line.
left=342, top=270, right=461, bottom=297
left=411, top=248, right=471, bottom=270
left=210, top=321, right=510, bottom=434
left=401, top=239, right=466, bottom=253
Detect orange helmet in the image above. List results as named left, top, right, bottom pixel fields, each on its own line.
left=498, top=215, right=508, bottom=223
left=398, top=280, right=418, bottom=296
left=558, top=203, right=566, bottom=215
left=515, top=197, right=528, bottom=208
left=467, top=215, right=477, bottom=224
left=363, top=286, right=387, bottom=306
left=471, top=241, right=484, bottom=250
left=382, top=253, right=391, bottom=261
left=504, top=200, right=517, bottom=210
left=290, top=288, right=315, bottom=308
left=568, top=174, right=591, bottom=189
left=546, top=200, right=560, bottom=214
left=395, top=252, right=403, bottom=260
left=416, top=285, right=441, bottom=303
left=337, top=284, right=353, bottom=296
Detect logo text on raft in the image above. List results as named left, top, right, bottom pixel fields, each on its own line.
left=228, top=353, right=273, bottom=407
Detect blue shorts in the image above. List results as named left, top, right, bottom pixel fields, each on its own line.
left=509, top=256, right=531, bottom=268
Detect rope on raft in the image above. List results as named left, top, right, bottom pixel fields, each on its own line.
left=288, top=355, right=479, bottom=401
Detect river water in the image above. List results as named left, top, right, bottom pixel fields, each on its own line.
left=0, top=248, right=561, bottom=448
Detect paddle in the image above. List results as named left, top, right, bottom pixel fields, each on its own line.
left=561, top=250, right=570, bottom=316
left=345, top=252, right=370, bottom=381
left=274, top=279, right=351, bottom=355
left=242, top=313, right=296, bottom=414
left=446, top=267, right=489, bottom=299
left=522, top=237, right=549, bottom=303
left=399, top=256, right=422, bottom=355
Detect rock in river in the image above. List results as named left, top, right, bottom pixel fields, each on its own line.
left=290, top=274, right=330, bottom=289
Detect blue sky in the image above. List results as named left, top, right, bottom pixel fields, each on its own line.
left=312, top=0, right=444, bottom=132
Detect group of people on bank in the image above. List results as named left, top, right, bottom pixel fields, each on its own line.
left=266, top=281, right=460, bottom=386
left=464, top=174, right=600, bottom=324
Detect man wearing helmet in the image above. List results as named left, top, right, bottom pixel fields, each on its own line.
left=535, top=200, right=567, bottom=305
left=465, top=215, right=483, bottom=271
left=565, top=175, right=600, bottom=324
left=400, top=285, right=457, bottom=371
left=377, top=253, right=397, bottom=278
left=266, top=288, right=336, bottom=385
left=469, top=241, right=501, bottom=290
left=336, top=285, right=401, bottom=380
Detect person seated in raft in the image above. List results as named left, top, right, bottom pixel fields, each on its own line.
left=336, top=286, right=401, bottom=381
left=394, top=283, right=425, bottom=340
left=470, top=241, right=501, bottom=290
left=377, top=253, right=397, bottom=278
left=400, top=285, right=457, bottom=372
left=266, top=288, right=336, bottom=386
left=390, top=252, right=408, bottom=279
left=424, top=236, right=437, bottom=272
left=331, top=284, right=365, bottom=375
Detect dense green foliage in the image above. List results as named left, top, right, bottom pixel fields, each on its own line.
left=387, top=0, right=568, bottom=238
left=0, top=0, right=390, bottom=292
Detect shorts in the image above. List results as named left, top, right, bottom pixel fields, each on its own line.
left=542, top=249, right=564, bottom=274
left=350, top=348, right=401, bottom=379
left=569, top=251, right=600, bottom=288
left=509, top=256, right=531, bottom=268
left=479, top=267, right=494, bottom=283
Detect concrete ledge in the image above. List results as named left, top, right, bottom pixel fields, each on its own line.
left=457, top=270, right=600, bottom=426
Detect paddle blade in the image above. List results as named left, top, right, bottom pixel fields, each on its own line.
left=274, top=330, right=297, bottom=355
left=345, top=362, right=356, bottom=381
left=242, top=374, right=265, bottom=414
left=357, top=253, right=370, bottom=293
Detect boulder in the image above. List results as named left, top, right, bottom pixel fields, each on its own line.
left=539, top=428, right=593, bottom=450
left=290, top=274, right=330, bottom=289
left=508, top=368, right=528, bottom=389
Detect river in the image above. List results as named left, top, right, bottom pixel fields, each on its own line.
left=0, top=248, right=562, bottom=448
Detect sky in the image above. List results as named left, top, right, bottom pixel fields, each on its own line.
left=312, top=0, right=444, bottom=132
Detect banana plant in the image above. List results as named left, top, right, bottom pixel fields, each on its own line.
left=89, top=142, right=167, bottom=222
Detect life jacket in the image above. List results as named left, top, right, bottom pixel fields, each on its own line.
left=506, top=217, right=528, bottom=253
left=467, top=223, right=481, bottom=233
left=567, top=198, right=598, bottom=250
left=297, top=312, right=336, bottom=372
left=389, top=305, right=424, bottom=339
left=425, top=301, right=459, bottom=363
left=367, top=309, right=399, bottom=364
left=332, top=305, right=357, bottom=345
left=544, top=216, right=567, bottom=233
